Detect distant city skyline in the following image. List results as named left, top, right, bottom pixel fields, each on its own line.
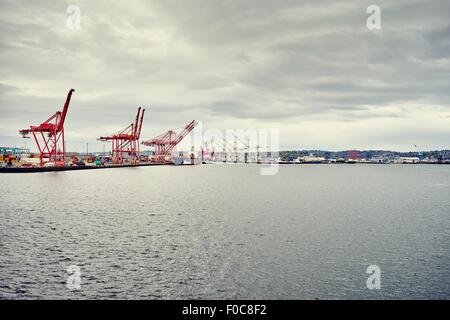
left=1, top=0, right=449, bottom=152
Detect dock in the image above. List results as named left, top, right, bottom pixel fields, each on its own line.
left=0, top=162, right=170, bottom=173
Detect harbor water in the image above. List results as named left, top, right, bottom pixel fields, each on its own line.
left=1, top=164, right=449, bottom=299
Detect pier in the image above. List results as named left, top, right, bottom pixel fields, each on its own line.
left=0, top=162, right=170, bottom=173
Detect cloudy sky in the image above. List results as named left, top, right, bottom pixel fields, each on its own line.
left=0, top=0, right=449, bottom=152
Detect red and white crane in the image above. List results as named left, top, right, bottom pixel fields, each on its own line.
left=142, top=120, right=198, bottom=163
left=19, top=89, right=75, bottom=167
left=99, top=107, right=145, bottom=164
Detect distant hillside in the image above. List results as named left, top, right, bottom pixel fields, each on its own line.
left=279, top=150, right=450, bottom=161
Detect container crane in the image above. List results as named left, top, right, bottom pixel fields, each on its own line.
left=19, top=89, right=75, bottom=167
left=99, top=107, right=145, bottom=164
left=142, top=120, right=198, bottom=163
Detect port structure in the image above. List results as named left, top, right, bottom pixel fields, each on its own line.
left=203, top=136, right=263, bottom=163
left=99, top=107, right=145, bottom=165
left=142, top=120, right=198, bottom=162
left=201, top=137, right=243, bottom=163
left=19, top=89, right=75, bottom=167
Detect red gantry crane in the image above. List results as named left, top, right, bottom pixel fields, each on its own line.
left=99, top=107, right=145, bottom=165
left=19, top=89, right=75, bottom=167
left=142, top=120, right=198, bottom=163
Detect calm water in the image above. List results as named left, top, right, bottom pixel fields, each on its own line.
left=1, top=164, right=449, bottom=299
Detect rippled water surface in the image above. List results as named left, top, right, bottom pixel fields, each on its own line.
left=1, top=164, right=449, bottom=299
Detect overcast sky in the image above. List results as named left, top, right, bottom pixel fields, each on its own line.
left=0, top=0, right=449, bottom=152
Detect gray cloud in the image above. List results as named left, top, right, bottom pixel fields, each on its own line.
left=0, top=0, right=449, bottom=151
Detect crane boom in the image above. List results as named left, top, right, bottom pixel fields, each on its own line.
left=136, top=108, right=145, bottom=140
left=175, top=120, right=198, bottom=145
left=58, top=88, right=75, bottom=131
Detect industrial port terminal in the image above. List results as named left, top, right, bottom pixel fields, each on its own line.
left=1, top=89, right=202, bottom=173
left=1, top=88, right=449, bottom=173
